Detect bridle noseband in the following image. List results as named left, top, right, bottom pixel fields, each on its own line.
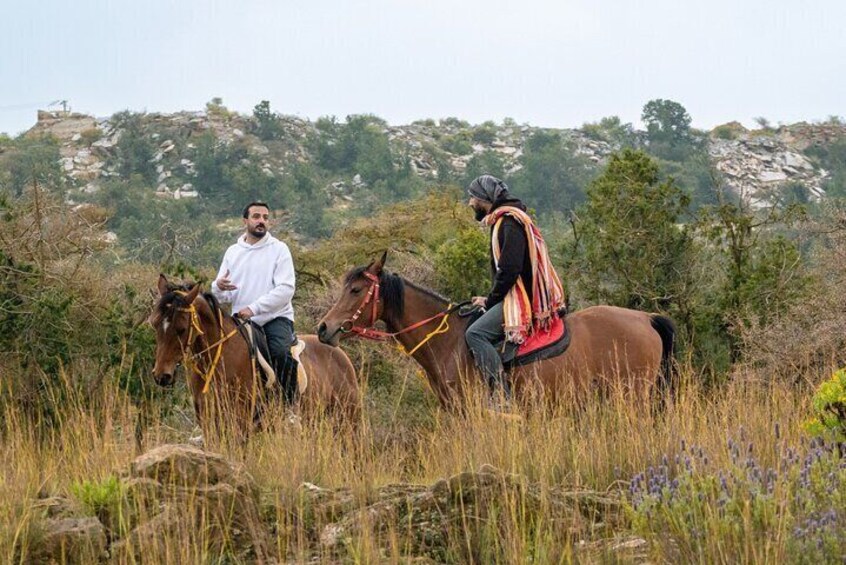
left=339, top=271, right=383, bottom=338
left=338, top=271, right=465, bottom=355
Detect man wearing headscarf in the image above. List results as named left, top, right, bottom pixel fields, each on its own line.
left=465, top=174, right=565, bottom=405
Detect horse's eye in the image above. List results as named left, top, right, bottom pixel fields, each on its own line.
left=350, top=287, right=361, bottom=295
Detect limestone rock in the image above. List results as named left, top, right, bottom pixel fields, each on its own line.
left=37, top=517, right=108, bottom=564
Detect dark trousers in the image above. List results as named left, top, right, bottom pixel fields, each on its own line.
left=464, top=302, right=510, bottom=396
left=263, top=317, right=298, bottom=403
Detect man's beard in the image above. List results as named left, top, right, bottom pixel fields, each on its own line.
left=473, top=207, right=487, bottom=222
left=248, top=225, right=266, bottom=238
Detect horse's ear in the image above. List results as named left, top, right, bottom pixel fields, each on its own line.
left=185, top=283, right=201, bottom=304
left=157, top=274, right=169, bottom=296
left=367, top=250, right=388, bottom=275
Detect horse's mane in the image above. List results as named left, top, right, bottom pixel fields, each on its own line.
left=157, top=281, right=224, bottom=322
left=344, top=266, right=451, bottom=320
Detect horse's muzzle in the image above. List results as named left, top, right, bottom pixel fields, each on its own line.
left=154, top=372, right=176, bottom=387
left=317, top=322, right=340, bottom=346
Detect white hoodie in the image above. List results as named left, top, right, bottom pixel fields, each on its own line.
left=211, top=232, right=295, bottom=325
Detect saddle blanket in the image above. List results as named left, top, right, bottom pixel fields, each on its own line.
left=506, top=316, right=570, bottom=368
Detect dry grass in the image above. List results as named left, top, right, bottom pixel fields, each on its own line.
left=0, top=356, right=833, bottom=563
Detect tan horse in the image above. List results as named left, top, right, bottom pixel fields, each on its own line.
left=317, top=253, right=675, bottom=409
left=150, top=275, right=360, bottom=435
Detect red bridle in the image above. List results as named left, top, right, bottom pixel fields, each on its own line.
left=339, top=271, right=457, bottom=344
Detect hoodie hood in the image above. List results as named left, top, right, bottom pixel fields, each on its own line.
left=237, top=232, right=277, bottom=249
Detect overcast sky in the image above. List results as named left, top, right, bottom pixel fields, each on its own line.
left=1, top=0, right=843, bottom=136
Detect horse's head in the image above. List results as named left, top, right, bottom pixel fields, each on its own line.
left=148, top=274, right=202, bottom=387
left=317, top=251, right=389, bottom=346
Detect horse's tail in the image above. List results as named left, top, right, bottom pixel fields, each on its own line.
left=650, top=315, right=676, bottom=395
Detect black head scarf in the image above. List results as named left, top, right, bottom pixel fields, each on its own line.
left=467, top=175, right=510, bottom=204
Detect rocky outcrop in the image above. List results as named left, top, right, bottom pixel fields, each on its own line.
left=709, top=134, right=827, bottom=206
left=23, top=445, right=647, bottom=563
left=113, top=443, right=269, bottom=563
left=24, top=108, right=844, bottom=209
left=302, top=463, right=627, bottom=562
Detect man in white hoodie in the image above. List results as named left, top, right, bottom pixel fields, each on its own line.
left=212, top=201, right=298, bottom=403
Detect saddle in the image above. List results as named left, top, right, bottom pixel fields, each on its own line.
left=235, top=319, right=308, bottom=393
left=460, top=305, right=571, bottom=370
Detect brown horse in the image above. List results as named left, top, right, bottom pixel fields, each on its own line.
left=317, top=253, right=675, bottom=409
left=150, top=275, right=360, bottom=435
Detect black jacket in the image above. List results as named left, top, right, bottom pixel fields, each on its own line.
left=484, top=198, right=534, bottom=309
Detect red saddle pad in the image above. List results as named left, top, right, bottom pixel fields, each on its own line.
left=517, top=316, right=566, bottom=357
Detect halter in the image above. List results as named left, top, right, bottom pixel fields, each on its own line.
left=174, top=292, right=240, bottom=394
left=340, top=271, right=462, bottom=356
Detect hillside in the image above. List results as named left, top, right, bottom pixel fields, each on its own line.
left=23, top=106, right=843, bottom=211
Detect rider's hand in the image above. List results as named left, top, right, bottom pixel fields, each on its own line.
left=471, top=296, right=488, bottom=310
left=237, top=307, right=254, bottom=319
left=216, top=269, right=237, bottom=292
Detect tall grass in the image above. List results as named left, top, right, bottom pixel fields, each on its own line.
left=0, top=357, right=837, bottom=563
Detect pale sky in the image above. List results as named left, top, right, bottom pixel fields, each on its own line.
left=1, top=0, right=844, bottom=136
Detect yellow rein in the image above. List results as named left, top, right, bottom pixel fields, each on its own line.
left=396, top=308, right=453, bottom=356
left=178, top=303, right=240, bottom=394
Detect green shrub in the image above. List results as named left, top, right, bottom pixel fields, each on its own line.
left=434, top=227, right=489, bottom=300
left=805, top=369, right=846, bottom=442
left=71, top=475, right=129, bottom=535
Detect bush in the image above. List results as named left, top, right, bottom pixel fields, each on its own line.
left=71, top=475, right=129, bottom=535
left=434, top=227, right=489, bottom=300
left=805, top=369, right=846, bottom=442
left=471, top=122, right=498, bottom=145
left=79, top=127, right=103, bottom=146
left=440, top=132, right=473, bottom=156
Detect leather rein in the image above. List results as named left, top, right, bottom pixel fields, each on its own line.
left=339, top=271, right=467, bottom=355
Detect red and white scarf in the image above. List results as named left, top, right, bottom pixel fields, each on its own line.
left=485, top=206, right=565, bottom=344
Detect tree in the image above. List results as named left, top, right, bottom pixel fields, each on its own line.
left=0, top=135, right=64, bottom=196
left=461, top=150, right=507, bottom=188
left=642, top=99, right=701, bottom=161
left=112, top=111, right=157, bottom=185
left=581, top=115, right=638, bottom=148
left=696, top=184, right=807, bottom=362
left=508, top=130, right=594, bottom=215
left=567, top=149, right=693, bottom=313
left=289, top=164, right=329, bottom=239
left=252, top=100, right=283, bottom=141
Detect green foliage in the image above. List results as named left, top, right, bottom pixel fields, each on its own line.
left=566, top=149, right=692, bottom=313
left=642, top=99, right=703, bottom=162
left=434, top=227, right=489, bottom=300
left=289, top=163, right=329, bottom=239
left=629, top=434, right=846, bottom=563
left=205, top=97, right=234, bottom=120
left=251, top=100, right=284, bottom=141
left=805, top=369, right=846, bottom=442
left=191, top=132, right=286, bottom=215
left=805, top=135, right=846, bottom=198
left=71, top=475, right=129, bottom=535
left=439, top=117, right=469, bottom=129
left=471, top=121, right=498, bottom=145
left=581, top=115, right=638, bottom=147
left=439, top=132, right=473, bottom=156
left=712, top=123, right=740, bottom=140
left=508, top=130, right=594, bottom=214
left=657, top=153, right=719, bottom=209
left=112, top=111, right=157, bottom=184
left=697, top=194, right=807, bottom=361
left=78, top=127, right=103, bottom=146
left=311, top=114, right=423, bottom=207
left=0, top=134, right=64, bottom=196
left=93, top=175, right=229, bottom=266
left=461, top=150, right=507, bottom=188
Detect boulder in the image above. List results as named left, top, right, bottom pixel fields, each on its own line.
left=37, top=517, right=108, bottom=564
